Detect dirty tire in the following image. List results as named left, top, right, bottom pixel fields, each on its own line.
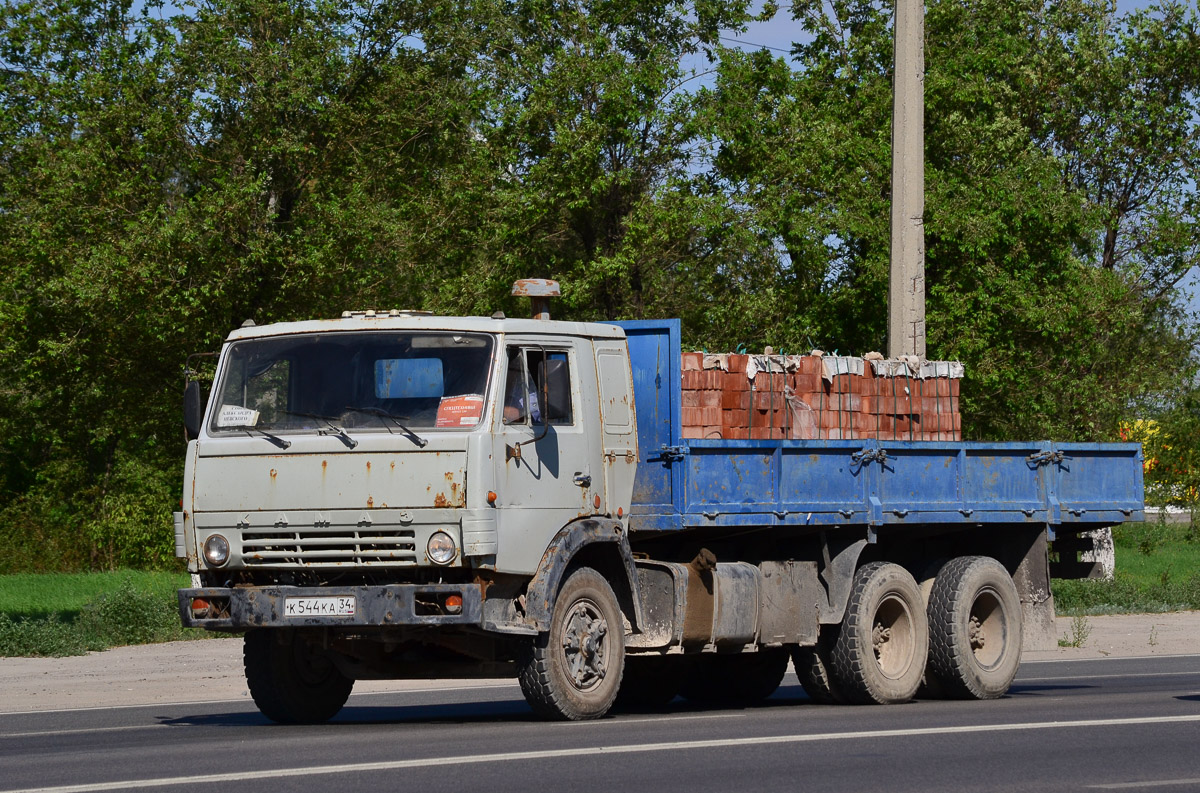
left=244, top=629, right=354, bottom=724
left=915, top=559, right=949, bottom=700
left=517, top=566, right=625, bottom=720
left=830, top=562, right=929, bottom=705
left=917, top=558, right=949, bottom=606
left=613, top=655, right=686, bottom=711
left=793, top=637, right=846, bottom=705
left=926, top=555, right=1023, bottom=700
left=678, top=648, right=790, bottom=705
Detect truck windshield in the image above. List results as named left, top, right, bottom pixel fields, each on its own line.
left=208, top=332, right=494, bottom=434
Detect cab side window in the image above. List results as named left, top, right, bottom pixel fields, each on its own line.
left=503, top=348, right=573, bottom=425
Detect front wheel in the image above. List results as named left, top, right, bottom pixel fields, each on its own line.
left=830, top=562, right=929, bottom=705
left=517, top=567, right=625, bottom=720
left=244, top=629, right=354, bottom=724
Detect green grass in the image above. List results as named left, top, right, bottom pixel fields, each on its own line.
left=0, top=570, right=221, bottom=657
left=1053, top=518, right=1200, bottom=615
left=0, top=570, right=189, bottom=619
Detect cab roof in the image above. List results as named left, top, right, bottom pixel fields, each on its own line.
left=224, top=313, right=628, bottom=343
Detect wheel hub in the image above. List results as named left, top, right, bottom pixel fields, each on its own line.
left=871, top=594, right=915, bottom=679
left=873, top=624, right=892, bottom=654
left=969, top=615, right=985, bottom=650
left=562, top=600, right=608, bottom=690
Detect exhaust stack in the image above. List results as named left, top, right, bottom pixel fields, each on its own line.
left=512, top=279, right=561, bottom=320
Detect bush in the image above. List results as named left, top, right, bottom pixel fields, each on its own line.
left=83, top=455, right=178, bottom=570
left=0, top=578, right=197, bottom=657
left=74, top=580, right=184, bottom=647
left=0, top=450, right=179, bottom=574
left=0, top=613, right=89, bottom=657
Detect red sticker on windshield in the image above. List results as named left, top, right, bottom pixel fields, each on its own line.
left=436, top=395, right=485, bottom=428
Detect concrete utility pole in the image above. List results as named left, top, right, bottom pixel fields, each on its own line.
left=887, top=0, right=926, bottom=359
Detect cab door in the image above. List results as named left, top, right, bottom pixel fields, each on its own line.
left=491, top=338, right=603, bottom=574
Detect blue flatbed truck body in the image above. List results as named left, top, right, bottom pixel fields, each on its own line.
left=617, top=319, right=1145, bottom=538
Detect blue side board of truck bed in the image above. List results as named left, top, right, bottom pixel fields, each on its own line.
left=613, top=320, right=1145, bottom=535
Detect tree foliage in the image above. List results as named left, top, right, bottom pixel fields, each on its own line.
left=0, top=0, right=1196, bottom=569
left=700, top=0, right=1199, bottom=438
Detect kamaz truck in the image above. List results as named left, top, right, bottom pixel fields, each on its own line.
left=176, top=281, right=1143, bottom=721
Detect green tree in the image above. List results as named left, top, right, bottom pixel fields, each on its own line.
left=0, top=0, right=497, bottom=569
left=700, top=0, right=1199, bottom=440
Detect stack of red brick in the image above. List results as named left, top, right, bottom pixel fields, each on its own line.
left=680, top=352, right=962, bottom=441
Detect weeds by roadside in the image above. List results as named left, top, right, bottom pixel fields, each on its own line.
left=0, top=579, right=213, bottom=657
left=1058, top=615, right=1092, bottom=648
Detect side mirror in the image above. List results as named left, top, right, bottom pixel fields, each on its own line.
left=184, top=380, right=204, bottom=440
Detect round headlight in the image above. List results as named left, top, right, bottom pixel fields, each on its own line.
left=427, top=532, right=457, bottom=566
left=203, top=534, right=230, bottom=567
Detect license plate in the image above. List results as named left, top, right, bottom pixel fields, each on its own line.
left=284, top=596, right=357, bottom=617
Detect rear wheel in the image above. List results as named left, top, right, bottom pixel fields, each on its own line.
left=678, top=648, right=790, bottom=705
left=517, top=567, right=625, bottom=720
left=830, top=562, right=928, bottom=705
left=244, top=629, right=353, bottom=724
left=793, top=636, right=845, bottom=704
left=926, top=555, right=1023, bottom=699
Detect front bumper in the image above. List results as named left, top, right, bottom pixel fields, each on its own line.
left=178, top=584, right=483, bottom=630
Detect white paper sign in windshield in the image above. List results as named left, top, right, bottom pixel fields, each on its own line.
left=217, top=405, right=261, bottom=428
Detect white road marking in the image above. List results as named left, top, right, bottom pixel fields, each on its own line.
left=5, top=714, right=1200, bottom=793
left=1021, top=654, right=1200, bottom=665
left=1089, top=779, right=1200, bottom=789
left=1017, top=670, right=1200, bottom=683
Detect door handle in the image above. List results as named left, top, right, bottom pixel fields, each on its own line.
left=573, top=473, right=592, bottom=488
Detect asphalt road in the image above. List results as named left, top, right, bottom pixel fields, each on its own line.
left=2, top=655, right=1199, bottom=793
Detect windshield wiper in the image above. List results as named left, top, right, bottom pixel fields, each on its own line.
left=342, top=407, right=429, bottom=448
left=231, top=426, right=292, bottom=449
left=281, top=411, right=359, bottom=449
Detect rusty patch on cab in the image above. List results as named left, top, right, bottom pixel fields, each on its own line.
left=433, top=492, right=449, bottom=508
left=367, top=496, right=374, bottom=508
left=366, top=461, right=372, bottom=472
left=269, top=469, right=277, bottom=481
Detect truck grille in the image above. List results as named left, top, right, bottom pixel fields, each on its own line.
left=241, top=528, right=417, bottom=567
